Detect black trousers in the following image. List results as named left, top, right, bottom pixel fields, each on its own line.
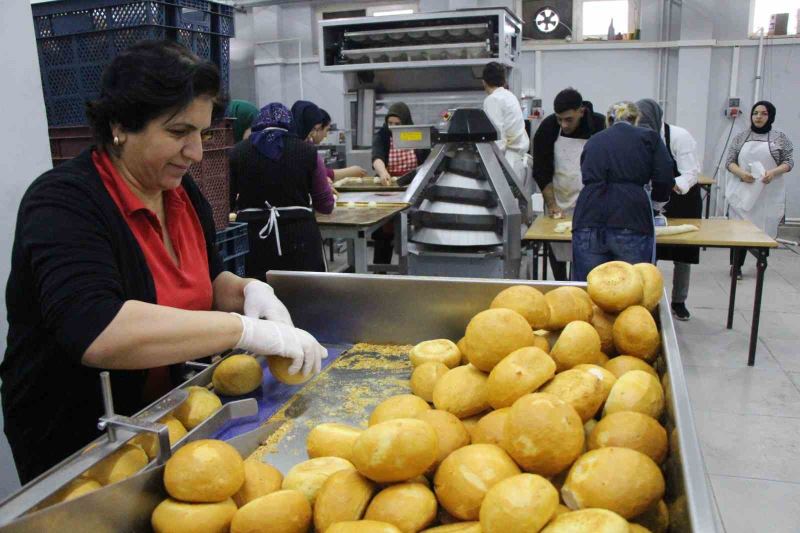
left=372, top=223, right=394, bottom=264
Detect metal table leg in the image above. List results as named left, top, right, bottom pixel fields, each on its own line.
left=748, top=248, right=769, bottom=366
left=542, top=243, right=549, bottom=281
left=354, top=230, right=368, bottom=273
left=531, top=242, right=540, bottom=280
left=346, top=238, right=356, bottom=273
left=727, top=247, right=741, bottom=329
left=704, top=185, right=712, bottom=218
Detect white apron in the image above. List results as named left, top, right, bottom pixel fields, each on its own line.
left=549, top=131, right=588, bottom=261
left=728, top=137, right=783, bottom=239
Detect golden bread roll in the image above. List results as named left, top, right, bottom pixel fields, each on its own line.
left=540, top=508, right=630, bottom=533
left=629, top=524, right=652, bottom=533
left=479, top=473, right=559, bottom=533
left=471, top=408, right=510, bottom=445
left=173, top=386, right=222, bottom=430
left=456, top=337, right=470, bottom=365
left=410, top=339, right=462, bottom=369
left=632, top=499, right=670, bottom=533
left=415, top=409, right=470, bottom=465
left=230, top=490, right=311, bottom=533
left=233, top=459, right=283, bottom=507
left=486, top=347, right=556, bottom=409
left=306, top=422, right=362, bottom=461
left=84, top=443, right=148, bottom=486
left=572, top=364, right=617, bottom=400
left=164, top=439, right=244, bottom=503
left=502, top=393, right=584, bottom=477
left=282, top=456, right=355, bottom=504
left=590, top=305, right=616, bottom=355
left=583, top=420, right=597, bottom=448
left=151, top=498, right=237, bottom=533
left=589, top=411, right=667, bottom=463
left=604, top=356, right=658, bottom=379
left=433, top=444, right=521, bottom=520
left=49, top=478, right=102, bottom=504
left=421, top=523, right=480, bottom=533
left=533, top=333, right=551, bottom=353
left=460, top=415, right=481, bottom=442
left=633, top=263, right=664, bottom=312
left=365, top=482, right=438, bottom=532
left=490, top=285, right=551, bottom=329
left=545, top=287, right=593, bottom=330
left=553, top=504, right=571, bottom=517
left=411, top=362, right=449, bottom=403
left=369, top=394, right=431, bottom=426
left=130, top=416, right=187, bottom=459
left=587, top=261, right=644, bottom=313
left=314, top=469, right=376, bottom=532
left=541, top=369, right=605, bottom=422
left=326, top=521, right=403, bottom=533
left=352, top=418, right=438, bottom=483
left=612, top=306, right=660, bottom=361
left=267, top=355, right=312, bottom=385
left=550, top=321, right=602, bottom=372
left=464, top=308, right=536, bottom=372
left=212, top=354, right=263, bottom=396
left=432, top=364, right=489, bottom=418
left=603, top=370, right=664, bottom=419
left=561, top=447, right=665, bottom=518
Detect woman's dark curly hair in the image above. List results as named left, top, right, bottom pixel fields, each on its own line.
left=86, top=40, right=226, bottom=150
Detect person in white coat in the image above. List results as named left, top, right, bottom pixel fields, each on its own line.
left=726, top=101, right=794, bottom=279
left=637, top=98, right=702, bottom=321
left=481, top=62, right=530, bottom=184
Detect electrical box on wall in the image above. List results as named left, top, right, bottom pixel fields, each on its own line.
left=522, top=0, right=572, bottom=40
left=725, top=97, right=741, bottom=119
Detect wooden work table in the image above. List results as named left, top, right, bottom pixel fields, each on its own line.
left=524, top=215, right=778, bottom=366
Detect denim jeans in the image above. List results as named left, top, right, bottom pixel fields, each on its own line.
left=572, top=227, right=655, bottom=281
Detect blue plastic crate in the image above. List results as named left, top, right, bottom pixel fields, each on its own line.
left=215, top=222, right=249, bottom=261
left=222, top=252, right=246, bottom=277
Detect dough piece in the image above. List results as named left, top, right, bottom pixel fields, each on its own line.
left=314, top=469, right=376, bottom=532
left=130, top=416, right=187, bottom=459
left=471, top=408, right=510, bottom=446
left=151, top=498, right=237, bottom=533
left=540, top=508, right=630, bottom=533
left=589, top=411, right=668, bottom=464
left=613, top=306, right=660, bottom=361
left=352, top=418, right=438, bottom=483
left=490, top=285, right=551, bottom=329
left=456, top=337, right=470, bottom=364
left=410, top=339, right=462, bottom=368
left=421, top=524, right=481, bottom=533
left=369, top=394, right=431, bottom=426
left=479, top=473, right=559, bottom=533
left=587, top=261, right=644, bottom=313
left=83, top=443, right=148, bottom=486
left=541, top=369, right=605, bottom=422
left=432, top=364, right=489, bottom=418
left=533, top=333, right=551, bottom=353
left=545, top=287, right=592, bottom=330
left=281, top=456, right=355, bottom=504
left=486, top=347, right=556, bottom=409
left=173, top=386, right=222, bottom=430
left=415, top=409, right=470, bottom=465
left=590, top=305, right=616, bottom=356
left=233, top=459, right=284, bottom=507
left=48, top=478, right=102, bottom=504
left=604, top=356, right=658, bottom=379
left=230, top=490, right=311, bottom=533
left=306, top=422, right=362, bottom=462
left=326, top=521, right=402, bottom=533
left=633, top=263, right=664, bottom=312
left=410, top=362, right=449, bottom=403
left=603, top=370, right=665, bottom=420
left=365, top=482, right=438, bottom=532
left=464, top=308, right=536, bottom=372
left=572, top=364, right=617, bottom=401
left=164, top=439, right=244, bottom=503
left=267, top=355, right=313, bottom=385
left=550, top=321, right=602, bottom=372
left=212, top=354, right=263, bottom=396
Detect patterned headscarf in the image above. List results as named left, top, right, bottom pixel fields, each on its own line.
left=750, top=100, right=776, bottom=134
left=249, top=103, right=293, bottom=161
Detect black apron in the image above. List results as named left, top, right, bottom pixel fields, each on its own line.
left=656, top=123, right=702, bottom=264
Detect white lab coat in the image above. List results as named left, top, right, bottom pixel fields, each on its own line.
left=661, top=123, right=699, bottom=194
left=483, top=87, right=530, bottom=181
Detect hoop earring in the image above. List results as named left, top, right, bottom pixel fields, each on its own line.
left=113, top=136, right=120, bottom=146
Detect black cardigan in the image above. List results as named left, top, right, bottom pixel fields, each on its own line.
left=371, top=125, right=430, bottom=168
left=1, top=149, right=223, bottom=482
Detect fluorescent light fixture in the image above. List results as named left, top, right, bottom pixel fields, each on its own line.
left=373, top=9, right=414, bottom=17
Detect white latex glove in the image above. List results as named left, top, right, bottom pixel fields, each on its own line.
left=243, top=280, right=293, bottom=327
left=232, top=314, right=327, bottom=376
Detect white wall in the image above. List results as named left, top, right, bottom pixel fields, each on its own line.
left=0, top=0, right=53, bottom=497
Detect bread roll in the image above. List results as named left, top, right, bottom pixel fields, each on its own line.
left=415, top=410, right=470, bottom=465
left=490, top=285, right=550, bottom=329
left=590, top=305, right=616, bottom=356
left=352, top=418, right=438, bottom=483
left=629, top=524, right=652, bottom=533
left=267, top=355, right=312, bottom=385
left=433, top=444, right=521, bottom=520
left=164, top=439, right=244, bottom=502
left=212, top=354, right=263, bottom=396
left=411, top=362, right=449, bottom=403
left=365, top=482, right=437, bottom=532
left=479, top=473, right=559, bottom=533
left=306, top=422, right=362, bottom=461
left=604, top=356, right=658, bottom=379
left=540, top=508, right=630, bottom=533
left=486, top=347, right=556, bottom=409
left=541, top=369, right=605, bottom=422
left=583, top=420, right=597, bottom=448
left=456, top=337, right=470, bottom=365
left=84, top=443, right=148, bottom=486
left=326, top=521, right=402, bottom=533
left=632, top=499, right=669, bottom=533
left=230, top=490, right=311, bottom=533
left=173, top=386, right=222, bottom=430
left=572, top=364, right=617, bottom=400
left=49, top=478, right=101, bottom=504
left=460, top=415, right=481, bottom=442
left=589, top=411, right=668, bottom=464
left=634, top=263, right=664, bottom=312
left=545, top=287, right=592, bottom=330
left=561, top=447, right=665, bottom=518
left=553, top=504, right=570, bottom=517
left=130, top=416, right=187, bottom=459
left=151, top=498, right=237, bottom=533
left=502, top=393, right=584, bottom=476
left=369, top=394, right=431, bottom=426
left=603, top=370, right=664, bottom=419
left=432, top=365, right=489, bottom=418
left=550, top=321, right=603, bottom=372
left=410, top=339, right=461, bottom=369
left=282, top=456, right=355, bottom=504
left=233, top=459, right=283, bottom=507
left=421, top=523, right=481, bottom=533
left=464, top=308, right=536, bottom=372
left=533, top=333, right=551, bottom=353
left=612, top=306, right=660, bottom=361
left=471, top=408, right=510, bottom=445
left=587, top=261, right=643, bottom=313
left=314, top=469, right=376, bottom=532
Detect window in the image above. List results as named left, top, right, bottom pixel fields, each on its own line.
left=749, top=0, right=800, bottom=36
left=577, top=0, right=640, bottom=40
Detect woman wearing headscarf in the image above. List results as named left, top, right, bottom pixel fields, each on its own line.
left=370, top=102, right=430, bottom=264
left=726, top=101, right=794, bottom=279
left=229, top=103, right=334, bottom=279
left=311, top=108, right=367, bottom=182
left=226, top=99, right=259, bottom=143
left=637, top=98, right=702, bottom=321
